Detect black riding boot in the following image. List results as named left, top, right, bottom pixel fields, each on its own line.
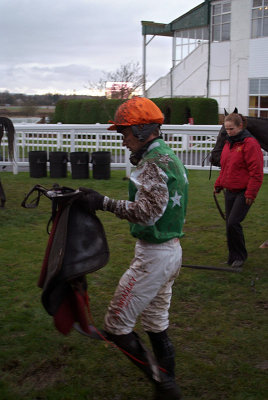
left=106, top=330, right=182, bottom=400
left=105, top=331, right=161, bottom=382
left=147, top=330, right=182, bottom=400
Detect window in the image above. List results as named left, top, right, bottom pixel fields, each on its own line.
left=252, top=0, right=268, bottom=38
left=211, top=1, right=231, bottom=42
left=174, top=27, right=209, bottom=64
left=249, top=78, right=268, bottom=117
left=210, top=80, right=229, bottom=112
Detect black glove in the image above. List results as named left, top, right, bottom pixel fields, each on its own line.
left=79, top=187, right=105, bottom=212
left=214, top=186, right=222, bottom=194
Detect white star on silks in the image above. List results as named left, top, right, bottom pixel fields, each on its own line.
left=171, top=191, right=182, bottom=207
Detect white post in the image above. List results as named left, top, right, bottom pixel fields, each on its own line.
left=70, top=130, right=75, bottom=152
left=125, top=148, right=131, bottom=178
left=57, top=130, right=62, bottom=150
left=12, top=133, right=18, bottom=174
left=143, top=35, right=146, bottom=97
left=182, top=133, right=189, bottom=151
left=96, top=132, right=100, bottom=151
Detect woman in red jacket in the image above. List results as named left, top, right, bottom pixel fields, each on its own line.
left=214, top=113, right=263, bottom=268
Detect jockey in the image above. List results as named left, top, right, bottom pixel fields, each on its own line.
left=80, top=97, right=188, bottom=400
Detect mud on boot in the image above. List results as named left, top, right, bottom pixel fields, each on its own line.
left=153, top=378, right=182, bottom=400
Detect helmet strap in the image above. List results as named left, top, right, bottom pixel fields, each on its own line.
left=129, top=136, right=161, bottom=166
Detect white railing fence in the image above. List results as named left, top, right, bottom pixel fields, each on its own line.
left=1, top=124, right=267, bottom=176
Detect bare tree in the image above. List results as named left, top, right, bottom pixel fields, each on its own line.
left=86, top=61, right=143, bottom=99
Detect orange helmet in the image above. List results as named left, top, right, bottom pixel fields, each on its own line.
left=108, top=97, right=164, bottom=131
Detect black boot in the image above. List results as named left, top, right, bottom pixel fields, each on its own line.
left=147, top=330, right=182, bottom=400
left=106, top=330, right=182, bottom=400
left=105, top=331, right=162, bottom=382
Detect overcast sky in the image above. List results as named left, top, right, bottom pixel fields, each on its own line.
left=0, top=0, right=202, bottom=95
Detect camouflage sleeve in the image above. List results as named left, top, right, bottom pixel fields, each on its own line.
left=103, top=161, right=169, bottom=226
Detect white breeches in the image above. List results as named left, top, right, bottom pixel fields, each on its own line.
left=104, top=238, right=182, bottom=335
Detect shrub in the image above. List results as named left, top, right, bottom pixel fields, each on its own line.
left=187, top=98, right=218, bottom=124
left=54, top=97, right=219, bottom=125
left=53, top=99, right=68, bottom=123
left=151, top=98, right=218, bottom=125
left=65, top=100, right=84, bottom=124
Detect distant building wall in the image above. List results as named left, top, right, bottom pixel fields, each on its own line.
left=146, top=75, right=171, bottom=98
left=147, top=43, right=208, bottom=99
left=144, top=0, right=268, bottom=117
left=172, top=42, right=208, bottom=97
left=209, top=42, right=230, bottom=112
left=228, top=0, right=251, bottom=114
left=249, top=37, right=268, bottom=77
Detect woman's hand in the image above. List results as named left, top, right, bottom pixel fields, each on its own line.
left=245, top=197, right=254, bottom=206
left=214, top=187, right=222, bottom=194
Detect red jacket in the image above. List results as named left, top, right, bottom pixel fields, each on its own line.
left=215, top=135, right=263, bottom=199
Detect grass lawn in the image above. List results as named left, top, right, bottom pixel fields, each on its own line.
left=0, top=169, right=267, bottom=400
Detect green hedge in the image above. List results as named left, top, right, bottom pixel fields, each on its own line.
left=152, top=98, right=218, bottom=124
left=53, top=97, right=218, bottom=125
left=186, top=98, right=219, bottom=124
left=53, top=99, right=124, bottom=124
left=79, top=100, right=101, bottom=124
left=151, top=98, right=190, bottom=124
left=79, top=99, right=124, bottom=124
left=65, top=99, right=84, bottom=124
left=52, top=99, right=68, bottom=123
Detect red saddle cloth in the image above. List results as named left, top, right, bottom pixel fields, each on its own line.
left=54, top=288, right=92, bottom=335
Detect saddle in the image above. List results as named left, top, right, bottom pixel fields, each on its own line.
left=22, top=184, right=109, bottom=335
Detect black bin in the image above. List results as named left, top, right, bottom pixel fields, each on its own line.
left=49, top=151, right=68, bottom=178
left=91, top=151, right=111, bottom=180
left=29, top=151, right=47, bottom=178
left=70, top=152, right=89, bottom=179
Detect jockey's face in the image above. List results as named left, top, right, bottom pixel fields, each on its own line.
left=121, top=127, right=144, bottom=152
left=224, top=121, right=243, bottom=137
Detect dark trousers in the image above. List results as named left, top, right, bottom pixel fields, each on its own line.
left=224, top=190, right=251, bottom=264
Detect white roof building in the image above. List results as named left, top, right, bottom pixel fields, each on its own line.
left=142, top=0, right=268, bottom=117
